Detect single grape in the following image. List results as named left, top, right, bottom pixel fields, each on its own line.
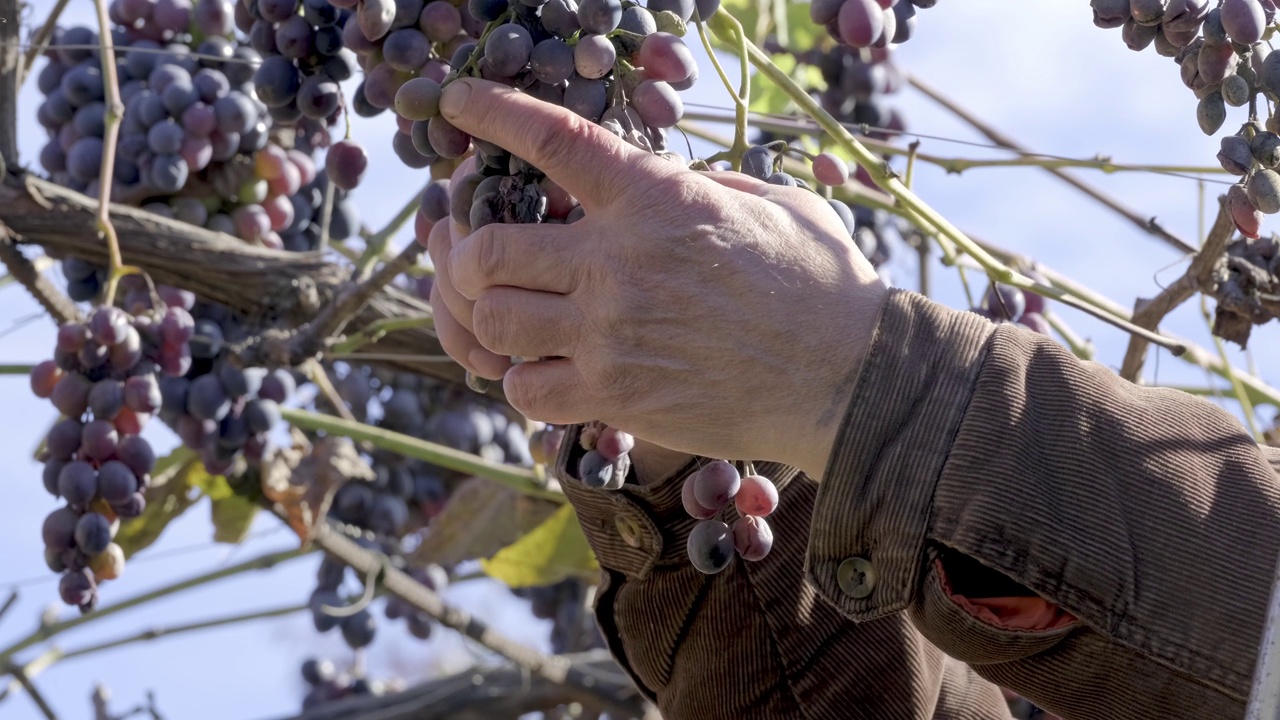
left=341, top=609, right=377, bottom=648
left=687, top=519, right=734, bottom=574
left=43, top=507, right=80, bottom=551
left=681, top=474, right=720, bottom=520
left=983, top=284, right=1026, bottom=322
left=30, top=360, right=64, bottom=399
left=97, top=460, right=139, bottom=505
left=563, top=77, right=607, bottom=121
left=631, top=79, right=682, bottom=127
left=636, top=32, right=695, bottom=84
left=426, top=117, right=471, bottom=158
left=732, top=515, right=774, bottom=561
left=530, top=38, right=574, bottom=85
left=82, top=419, right=120, bottom=461
left=187, top=374, right=232, bottom=421
left=811, top=152, right=850, bottom=186
left=51, top=372, right=93, bottom=418
left=692, top=460, right=740, bottom=511
left=419, top=2, right=462, bottom=42
left=735, top=474, right=779, bottom=517
left=89, top=543, right=126, bottom=581
left=595, top=426, right=635, bottom=462
left=301, top=659, right=336, bottom=686
left=59, top=568, right=96, bottom=607
left=117, top=434, right=157, bottom=477
left=837, top=0, right=884, bottom=47
left=1222, top=0, right=1267, bottom=44
left=485, top=23, right=535, bottom=77
left=574, top=33, right=616, bottom=80
left=1247, top=169, right=1280, bottom=214
left=394, top=77, right=442, bottom=120
left=384, top=28, right=432, bottom=72
left=326, top=140, right=369, bottom=190
left=75, top=512, right=113, bottom=557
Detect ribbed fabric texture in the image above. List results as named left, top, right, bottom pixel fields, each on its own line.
left=554, top=287, right=1280, bottom=720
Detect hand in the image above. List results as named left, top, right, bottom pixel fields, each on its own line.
left=428, top=78, right=888, bottom=477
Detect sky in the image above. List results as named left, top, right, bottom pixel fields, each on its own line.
left=1, top=1, right=1276, bottom=719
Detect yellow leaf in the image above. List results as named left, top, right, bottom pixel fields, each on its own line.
left=479, top=504, right=598, bottom=588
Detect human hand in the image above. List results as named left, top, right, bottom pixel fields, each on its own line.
left=427, top=78, right=888, bottom=478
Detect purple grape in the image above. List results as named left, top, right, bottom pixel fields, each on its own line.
left=258, top=0, right=299, bottom=22
left=426, top=117, right=470, bottom=158
left=59, top=568, right=96, bottom=607
left=574, top=33, right=616, bottom=79
left=983, top=284, right=1026, bottom=322
left=253, top=55, right=301, bottom=107
left=687, top=519, right=734, bottom=574
left=59, top=461, right=99, bottom=507
left=631, top=79, right=682, bottom=128
left=44, top=507, right=80, bottom=551
left=418, top=1, right=462, bottom=42
left=75, top=512, right=113, bottom=556
left=117, top=434, right=157, bottom=477
left=384, top=28, right=432, bottom=72
left=341, top=609, right=377, bottom=648
left=1222, top=0, right=1266, bottom=44
left=47, top=418, right=84, bottom=460
left=735, top=474, right=778, bottom=517
left=296, top=75, right=341, bottom=119
left=82, top=419, right=120, bottom=461
left=732, top=515, right=773, bottom=561
left=52, top=372, right=93, bottom=417
left=124, top=374, right=163, bottom=414
left=187, top=374, right=231, bottom=421
left=577, top=0, right=621, bottom=33
left=275, top=16, right=316, bottom=59
left=564, top=77, right=606, bottom=121
left=97, top=460, right=139, bottom=505
left=649, top=0, right=694, bottom=21
left=258, top=368, right=296, bottom=402
left=692, top=460, right=740, bottom=510
left=88, top=379, right=126, bottom=420
left=326, top=140, right=369, bottom=189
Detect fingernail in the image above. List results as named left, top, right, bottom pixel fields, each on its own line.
left=440, top=79, right=473, bottom=120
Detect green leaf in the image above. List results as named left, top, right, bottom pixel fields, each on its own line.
left=785, top=0, right=823, bottom=56
left=190, top=466, right=259, bottom=544
left=719, top=0, right=762, bottom=46
left=749, top=52, right=798, bottom=116
left=114, top=448, right=201, bottom=558
left=479, top=504, right=598, bottom=588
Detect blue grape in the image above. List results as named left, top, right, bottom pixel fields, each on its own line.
left=687, top=520, right=734, bottom=574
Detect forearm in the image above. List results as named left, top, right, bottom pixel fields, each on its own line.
left=811, top=288, right=1280, bottom=719
left=556, top=432, right=1012, bottom=720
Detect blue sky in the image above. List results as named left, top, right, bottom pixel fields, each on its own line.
left=1, top=2, right=1275, bottom=718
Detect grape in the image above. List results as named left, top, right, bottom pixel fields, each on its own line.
left=61, top=65, right=105, bottom=106
left=595, top=426, right=634, bottom=462
left=394, top=77, right=442, bottom=120
left=732, top=515, right=773, bottom=561
left=564, top=77, right=607, bottom=121
left=1222, top=0, right=1266, bottom=43
left=742, top=145, right=773, bottom=180
left=1018, top=312, right=1053, bottom=336
left=529, top=39, right=574, bottom=85
left=637, top=32, right=695, bottom=84
left=72, top=101, right=107, bottom=137
left=1230, top=184, right=1263, bottom=238
left=574, top=34, right=616, bottom=80
left=419, top=180, right=451, bottom=223
left=67, top=137, right=105, bottom=184
left=812, top=152, right=850, bottom=186
left=52, top=372, right=93, bottom=417
left=275, top=16, right=316, bottom=59
left=578, top=449, right=619, bottom=488
left=187, top=373, right=232, bottom=420
left=259, top=368, right=296, bottom=402
left=836, top=0, right=883, bottom=47
left=983, top=284, right=1026, bottom=322
left=419, top=2, right=462, bottom=43
left=1247, top=169, right=1280, bottom=214
left=89, top=380, right=126, bottom=420
left=301, top=659, right=336, bottom=685
left=59, top=462, right=99, bottom=507
left=681, top=474, right=720, bottom=520
left=692, top=460, right=741, bottom=510
left=631, top=79, right=682, bottom=128
left=485, top=24, right=535, bottom=78
left=82, top=420, right=120, bottom=461
left=468, top=0, right=507, bottom=22
left=75, top=513, right=113, bottom=557
left=47, top=418, right=83, bottom=460
left=1219, top=135, right=1254, bottom=175
left=194, top=0, right=235, bottom=35
left=98, top=460, right=139, bottom=505
left=384, top=29, right=432, bottom=72
left=542, top=0, right=581, bottom=37
left=31, top=360, right=64, bottom=399
left=341, top=609, right=377, bottom=648
left=687, top=519, right=734, bottom=574
left=326, top=140, right=369, bottom=190
left=253, top=55, right=301, bottom=107
left=117, top=435, right=157, bottom=477
left=358, top=0, right=397, bottom=40
left=426, top=117, right=471, bottom=158
left=44, top=507, right=80, bottom=551
left=89, top=543, right=126, bottom=581
left=59, top=568, right=96, bottom=607
left=297, top=75, right=341, bottom=119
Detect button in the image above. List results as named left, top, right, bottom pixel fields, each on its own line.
left=615, top=515, right=643, bottom=549
left=837, top=557, right=877, bottom=599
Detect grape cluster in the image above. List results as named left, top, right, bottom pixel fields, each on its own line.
left=515, top=577, right=606, bottom=653
left=574, top=423, right=634, bottom=490
left=392, top=0, right=703, bottom=188
left=970, top=281, right=1051, bottom=336
left=299, top=656, right=404, bottom=711
left=1091, top=0, right=1280, bottom=237
left=810, top=0, right=935, bottom=50
left=681, top=460, right=778, bottom=574
left=32, top=305, right=188, bottom=611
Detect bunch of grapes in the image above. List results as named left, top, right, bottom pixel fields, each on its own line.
left=970, top=281, right=1052, bottom=336
left=31, top=304, right=193, bottom=610
left=147, top=299, right=295, bottom=475
left=681, top=460, right=778, bottom=574
left=235, top=0, right=359, bottom=132
left=1091, top=0, right=1280, bottom=237
left=517, top=578, right=606, bottom=653
left=809, top=0, right=935, bottom=50
left=299, top=656, right=404, bottom=711
left=573, top=423, right=634, bottom=490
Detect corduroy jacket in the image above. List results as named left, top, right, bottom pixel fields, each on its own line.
left=553, top=288, right=1280, bottom=720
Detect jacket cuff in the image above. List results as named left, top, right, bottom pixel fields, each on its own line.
left=553, top=424, right=801, bottom=579
left=807, top=288, right=995, bottom=621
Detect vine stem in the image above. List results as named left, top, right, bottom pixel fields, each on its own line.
left=695, top=21, right=748, bottom=167
left=278, top=408, right=563, bottom=501
left=91, top=0, right=135, bottom=307
left=0, top=547, right=309, bottom=669
left=0, top=364, right=34, bottom=374
left=354, top=184, right=425, bottom=280
left=707, top=15, right=1188, bottom=357
left=2, top=603, right=306, bottom=703
left=680, top=109, right=1231, bottom=178
left=330, top=315, right=434, bottom=354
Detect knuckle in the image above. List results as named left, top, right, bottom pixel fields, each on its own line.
left=524, top=113, right=591, bottom=170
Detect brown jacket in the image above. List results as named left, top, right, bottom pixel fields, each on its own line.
left=553, top=288, right=1280, bottom=720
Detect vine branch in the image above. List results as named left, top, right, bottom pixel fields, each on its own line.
left=1120, top=196, right=1235, bottom=382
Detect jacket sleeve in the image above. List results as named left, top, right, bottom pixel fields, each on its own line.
left=809, top=287, right=1280, bottom=720
left=554, top=426, right=1013, bottom=719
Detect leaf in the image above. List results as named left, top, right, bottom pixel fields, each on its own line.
left=263, top=436, right=373, bottom=542
left=479, top=504, right=598, bottom=588
left=720, top=0, right=762, bottom=45
left=114, top=448, right=201, bottom=558
left=189, top=466, right=259, bottom=544
left=784, top=0, right=824, bottom=57
left=411, top=477, right=559, bottom=568
left=749, top=52, right=798, bottom=116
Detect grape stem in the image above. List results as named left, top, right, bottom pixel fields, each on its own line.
left=5, top=663, right=56, bottom=720
left=0, top=547, right=310, bottom=671
left=695, top=21, right=748, bottom=168
left=707, top=13, right=1189, bottom=357
left=0, top=363, right=35, bottom=374
left=303, top=359, right=358, bottom=424
left=279, top=407, right=564, bottom=501
left=91, top=0, right=140, bottom=307
left=1119, top=196, right=1235, bottom=383
left=330, top=315, right=435, bottom=355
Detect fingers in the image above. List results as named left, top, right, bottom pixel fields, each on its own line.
left=439, top=78, right=660, bottom=209
left=502, top=358, right=594, bottom=425
left=471, top=286, right=581, bottom=358
left=449, top=222, right=586, bottom=300
left=426, top=215, right=476, bottom=330
left=429, top=283, right=511, bottom=379
left=699, top=170, right=769, bottom=194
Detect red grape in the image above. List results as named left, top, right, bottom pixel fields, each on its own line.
left=732, top=515, right=773, bottom=561
left=811, top=152, right=850, bottom=186
left=30, top=360, right=63, bottom=399
left=326, top=140, right=369, bottom=190
left=837, top=0, right=883, bottom=48
left=735, top=474, right=779, bottom=517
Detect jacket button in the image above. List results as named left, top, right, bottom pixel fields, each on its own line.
left=615, top=515, right=644, bottom=549
left=837, top=557, right=876, bottom=599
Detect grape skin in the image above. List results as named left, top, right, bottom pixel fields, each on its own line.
left=732, top=515, right=774, bottom=561
left=691, top=460, right=741, bottom=510
left=687, top=520, right=734, bottom=574
left=574, top=34, right=617, bottom=80
left=735, top=474, right=779, bottom=517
